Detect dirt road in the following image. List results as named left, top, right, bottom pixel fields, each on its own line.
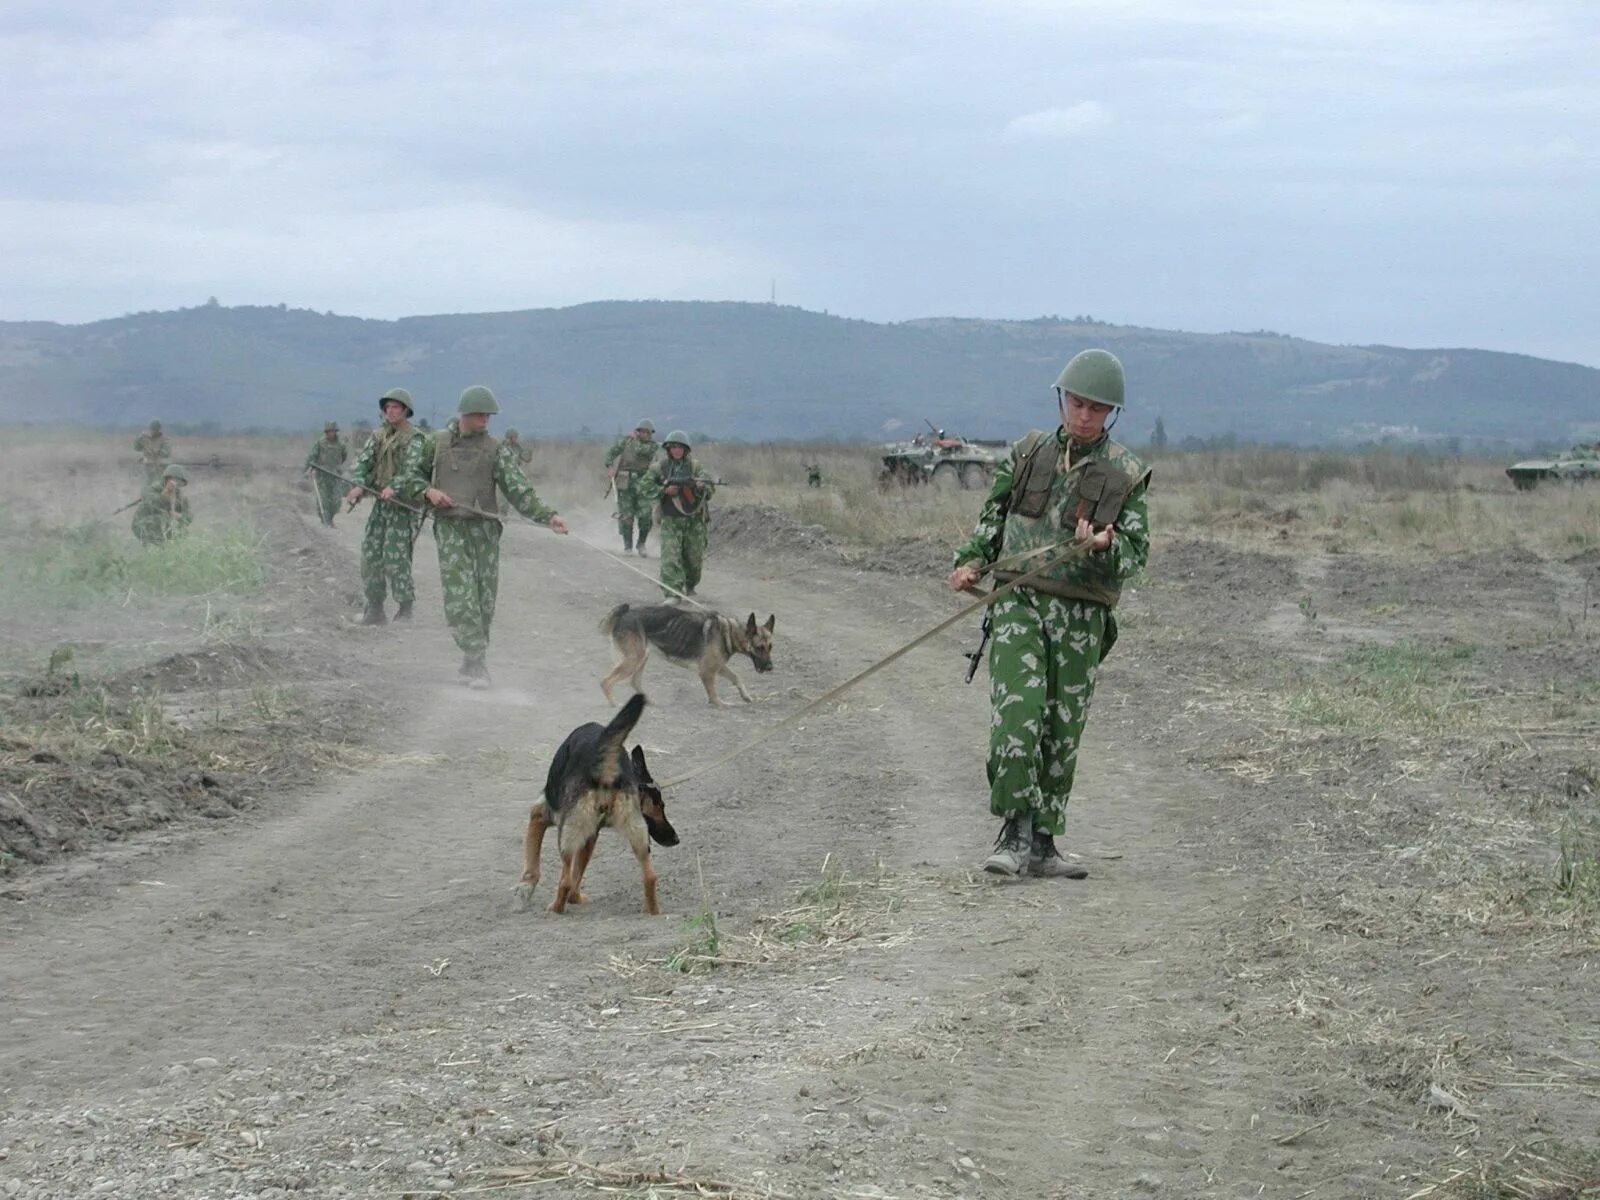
left=2, top=500, right=1593, bottom=1198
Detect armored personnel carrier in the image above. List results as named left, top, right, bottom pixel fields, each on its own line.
left=879, top=426, right=1009, bottom=489
left=1506, top=445, right=1600, bottom=490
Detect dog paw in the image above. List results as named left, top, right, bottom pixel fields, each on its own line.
left=513, top=881, right=538, bottom=910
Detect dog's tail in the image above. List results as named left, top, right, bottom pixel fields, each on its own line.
left=599, top=602, right=630, bottom=637
left=594, top=692, right=646, bottom=786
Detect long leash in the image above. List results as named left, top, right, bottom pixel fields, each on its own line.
left=652, top=539, right=1093, bottom=790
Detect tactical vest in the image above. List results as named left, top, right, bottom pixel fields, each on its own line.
left=370, top=424, right=415, bottom=488
left=658, top=457, right=708, bottom=518
left=614, top=438, right=657, bottom=474
left=310, top=439, right=345, bottom=469
left=992, top=431, right=1149, bottom=608
left=431, top=430, right=501, bottom=518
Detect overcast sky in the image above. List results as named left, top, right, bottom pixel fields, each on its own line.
left=3, top=1, right=1596, bottom=364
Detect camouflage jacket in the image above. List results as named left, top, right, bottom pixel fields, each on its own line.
left=350, top=422, right=417, bottom=491
left=605, top=435, right=659, bottom=476
left=954, top=427, right=1150, bottom=608
left=645, top=455, right=714, bottom=519
left=508, top=442, right=533, bottom=466
left=394, top=421, right=558, bottom=524
left=133, top=484, right=192, bottom=530
left=133, top=433, right=171, bottom=465
left=304, top=437, right=349, bottom=472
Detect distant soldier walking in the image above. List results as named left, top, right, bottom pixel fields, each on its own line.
left=132, top=465, right=193, bottom=545
left=645, top=431, right=715, bottom=599
left=504, top=428, right=533, bottom=466
left=133, top=420, right=170, bottom=483
left=604, top=420, right=660, bottom=555
left=501, top=429, right=533, bottom=515
left=396, top=386, right=569, bottom=687
left=304, top=422, right=349, bottom=526
left=947, top=349, right=1151, bottom=879
left=346, top=389, right=423, bottom=625
left=805, top=462, right=823, bottom=488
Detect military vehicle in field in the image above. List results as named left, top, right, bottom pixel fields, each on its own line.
left=1505, top=444, right=1600, bottom=490
left=879, top=423, right=1010, bottom=489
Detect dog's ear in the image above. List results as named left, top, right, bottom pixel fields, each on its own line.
left=763, top=614, right=776, bottom=632
left=745, top=612, right=758, bottom=635
left=631, top=743, right=652, bottom=781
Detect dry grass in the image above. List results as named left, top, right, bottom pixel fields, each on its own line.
left=1408, top=1144, right=1600, bottom=1199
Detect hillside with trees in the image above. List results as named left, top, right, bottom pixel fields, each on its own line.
left=1, top=300, right=1595, bottom=444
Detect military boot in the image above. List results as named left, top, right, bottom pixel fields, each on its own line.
left=622, top=528, right=634, bottom=552
left=636, top=535, right=649, bottom=558
left=393, top=600, right=413, bottom=621
left=466, top=655, right=491, bottom=691
left=982, top=815, right=1031, bottom=877
left=1029, top=829, right=1089, bottom=879
left=360, top=602, right=387, bottom=626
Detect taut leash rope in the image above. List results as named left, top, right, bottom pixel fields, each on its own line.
left=652, top=538, right=1094, bottom=790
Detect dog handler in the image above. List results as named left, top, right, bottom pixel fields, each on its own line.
left=946, top=349, right=1151, bottom=878
left=395, top=385, right=569, bottom=687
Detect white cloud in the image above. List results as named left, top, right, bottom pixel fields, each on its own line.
left=1001, top=102, right=1111, bottom=142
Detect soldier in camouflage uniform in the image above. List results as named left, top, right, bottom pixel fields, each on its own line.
left=132, top=465, right=193, bottom=545
left=303, top=422, right=349, bottom=526
left=346, top=388, right=423, bottom=625
left=500, top=429, right=533, bottom=515
left=948, top=349, right=1151, bottom=879
left=644, top=431, right=715, bottom=599
left=604, top=420, right=660, bottom=555
left=133, top=421, right=171, bottom=483
left=395, top=385, right=569, bottom=687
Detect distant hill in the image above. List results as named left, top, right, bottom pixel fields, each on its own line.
left=1, top=300, right=1595, bottom=444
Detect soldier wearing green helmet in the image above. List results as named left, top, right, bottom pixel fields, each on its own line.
left=394, top=385, right=569, bottom=686
left=303, top=421, right=350, bottom=527
left=604, top=419, right=660, bottom=555
left=346, top=387, right=424, bottom=623
left=948, top=348, right=1151, bottom=880
left=133, top=420, right=171, bottom=483
left=499, top=427, right=534, bottom=515
left=644, top=430, right=716, bottom=599
left=132, top=463, right=193, bottom=545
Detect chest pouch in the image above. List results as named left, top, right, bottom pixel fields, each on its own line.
left=1073, top=461, right=1134, bottom=529
left=1009, top=433, right=1057, bottom=520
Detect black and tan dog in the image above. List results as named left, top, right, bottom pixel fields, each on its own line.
left=599, top=603, right=776, bottom=707
left=515, top=694, right=678, bottom=915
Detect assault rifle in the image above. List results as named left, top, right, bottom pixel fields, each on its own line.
left=963, top=609, right=993, bottom=684
left=169, top=456, right=232, bottom=469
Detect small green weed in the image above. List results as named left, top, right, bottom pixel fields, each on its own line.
left=664, top=909, right=722, bottom=974
left=1554, top=822, right=1600, bottom=909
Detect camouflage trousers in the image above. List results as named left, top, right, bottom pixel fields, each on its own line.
left=986, top=589, right=1110, bottom=836
left=615, top=477, right=653, bottom=549
left=657, top=517, right=707, bottom=597
left=312, top=476, right=341, bottom=524
left=432, top=518, right=502, bottom=655
left=361, top=502, right=418, bottom=607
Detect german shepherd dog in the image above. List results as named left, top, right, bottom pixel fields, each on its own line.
left=599, top=603, right=776, bottom=707
left=515, top=694, right=678, bottom=915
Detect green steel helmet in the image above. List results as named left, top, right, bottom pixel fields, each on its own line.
left=324, top=421, right=339, bottom=432
left=148, top=420, right=162, bottom=432
left=635, top=419, right=655, bottom=435
left=379, top=387, right=415, bottom=417
left=662, top=429, right=691, bottom=451
left=162, top=465, right=188, bottom=484
left=457, top=385, right=501, bottom=415
left=504, top=427, right=520, bottom=440
left=1054, top=349, right=1126, bottom=409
